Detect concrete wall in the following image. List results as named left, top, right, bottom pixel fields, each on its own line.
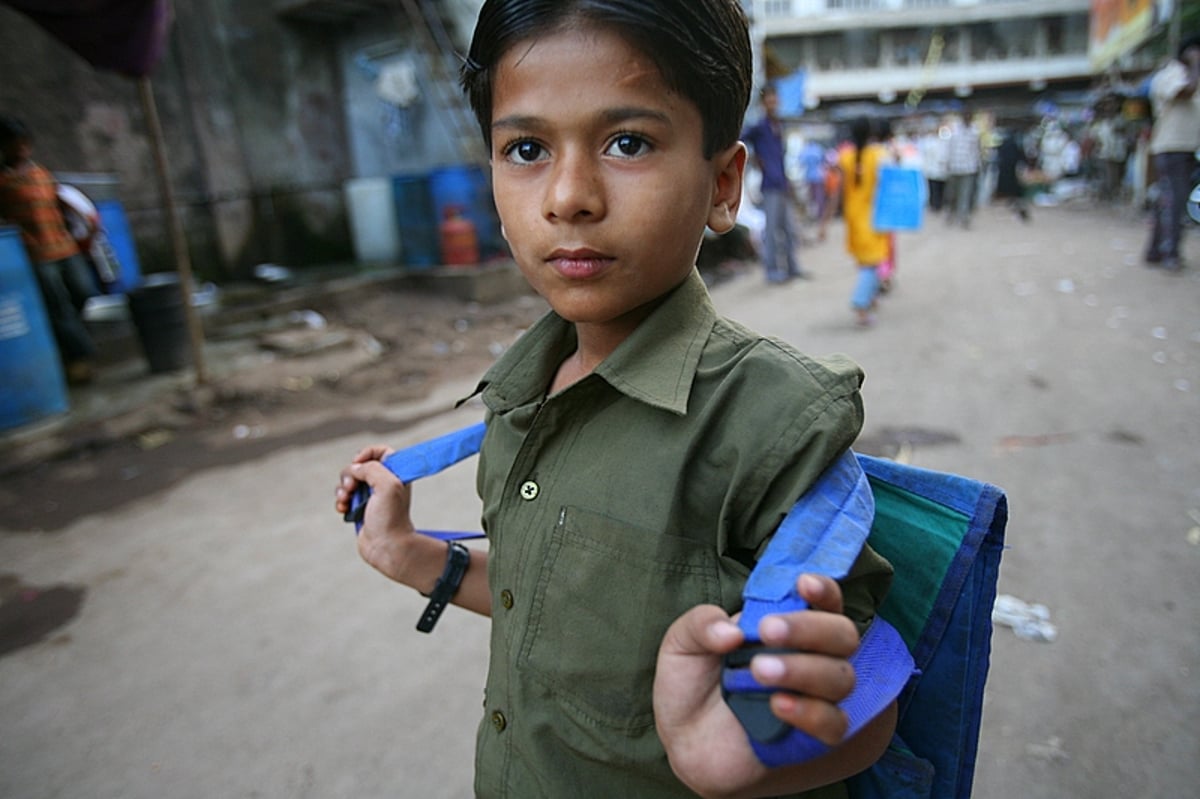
left=0, top=0, right=481, bottom=283
left=338, top=23, right=474, bottom=180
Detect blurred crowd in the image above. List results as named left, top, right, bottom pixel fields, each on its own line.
left=766, top=101, right=1159, bottom=231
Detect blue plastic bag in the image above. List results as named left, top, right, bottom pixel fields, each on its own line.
left=872, top=166, right=925, bottom=232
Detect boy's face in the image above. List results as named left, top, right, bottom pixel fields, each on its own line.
left=489, top=25, right=744, bottom=337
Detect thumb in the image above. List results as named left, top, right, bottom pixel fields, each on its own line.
left=659, top=604, right=743, bottom=659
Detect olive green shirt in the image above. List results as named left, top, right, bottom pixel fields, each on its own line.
left=467, top=270, right=892, bottom=798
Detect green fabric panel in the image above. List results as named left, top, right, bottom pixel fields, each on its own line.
left=866, top=478, right=970, bottom=651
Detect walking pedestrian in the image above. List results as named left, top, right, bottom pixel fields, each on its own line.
left=874, top=118, right=900, bottom=293
left=1144, top=34, right=1200, bottom=272
left=798, top=136, right=828, bottom=224
left=831, top=117, right=890, bottom=326
left=945, top=113, right=981, bottom=229
left=742, top=84, right=806, bottom=283
left=919, top=118, right=950, bottom=214
left=1091, top=103, right=1129, bottom=204
left=994, top=128, right=1032, bottom=222
left=0, top=114, right=98, bottom=384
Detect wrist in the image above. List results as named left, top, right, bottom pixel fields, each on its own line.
left=389, top=532, right=446, bottom=593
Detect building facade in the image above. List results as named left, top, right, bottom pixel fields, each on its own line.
left=750, top=0, right=1138, bottom=118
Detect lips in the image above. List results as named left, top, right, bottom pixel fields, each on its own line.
left=546, top=247, right=614, bottom=279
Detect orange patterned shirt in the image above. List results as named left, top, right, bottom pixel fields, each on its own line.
left=0, top=161, right=79, bottom=263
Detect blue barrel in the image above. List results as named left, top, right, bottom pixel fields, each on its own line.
left=96, top=199, right=143, bottom=293
left=429, top=165, right=504, bottom=260
left=392, top=173, right=438, bottom=269
left=0, top=227, right=69, bottom=430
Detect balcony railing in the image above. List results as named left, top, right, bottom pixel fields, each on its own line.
left=756, top=0, right=1071, bottom=19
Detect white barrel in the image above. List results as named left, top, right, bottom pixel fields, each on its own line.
left=344, top=177, right=401, bottom=264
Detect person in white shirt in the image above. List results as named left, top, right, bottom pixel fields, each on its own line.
left=945, top=114, right=980, bottom=229
left=1144, top=35, right=1200, bottom=271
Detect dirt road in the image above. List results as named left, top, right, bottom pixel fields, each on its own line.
left=1, top=200, right=1198, bottom=798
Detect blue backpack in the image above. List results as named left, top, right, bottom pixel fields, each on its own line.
left=846, top=455, right=1007, bottom=799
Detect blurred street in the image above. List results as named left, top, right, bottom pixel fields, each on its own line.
left=1, top=198, right=1198, bottom=798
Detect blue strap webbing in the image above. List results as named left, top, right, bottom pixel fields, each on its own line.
left=344, top=421, right=487, bottom=540
left=346, top=424, right=913, bottom=766
left=721, top=451, right=914, bottom=767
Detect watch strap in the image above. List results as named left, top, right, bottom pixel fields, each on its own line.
left=416, top=541, right=471, bottom=633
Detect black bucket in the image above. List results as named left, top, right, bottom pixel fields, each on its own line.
left=127, top=274, right=190, bottom=374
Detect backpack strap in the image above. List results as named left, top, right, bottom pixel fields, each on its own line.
left=721, top=451, right=915, bottom=767
left=343, top=421, right=487, bottom=540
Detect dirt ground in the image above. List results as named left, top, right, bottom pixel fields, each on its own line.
left=2, top=202, right=1198, bottom=799
left=0, top=283, right=553, bottom=533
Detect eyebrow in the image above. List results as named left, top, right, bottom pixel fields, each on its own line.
left=491, top=106, right=673, bottom=134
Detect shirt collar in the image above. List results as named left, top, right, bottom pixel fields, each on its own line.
left=467, top=269, right=716, bottom=416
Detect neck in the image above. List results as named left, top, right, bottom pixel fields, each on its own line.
left=549, top=298, right=661, bottom=394
left=548, top=322, right=628, bottom=394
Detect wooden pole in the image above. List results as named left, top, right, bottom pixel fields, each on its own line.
left=137, top=75, right=208, bottom=385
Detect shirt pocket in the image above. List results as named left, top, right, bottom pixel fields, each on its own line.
left=519, top=505, right=721, bottom=731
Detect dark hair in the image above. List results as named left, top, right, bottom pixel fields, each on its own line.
left=0, top=114, right=31, bottom=147
left=459, top=0, right=752, bottom=158
left=1180, top=34, right=1200, bottom=62
left=850, top=116, right=872, bottom=185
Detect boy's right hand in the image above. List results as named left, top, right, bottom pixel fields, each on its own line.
left=335, top=445, right=418, bottom=584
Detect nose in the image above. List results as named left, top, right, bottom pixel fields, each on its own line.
left=542, top=148, right=604, bottom=222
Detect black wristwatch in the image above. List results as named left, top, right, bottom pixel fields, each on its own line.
left=417, top=541, right=471, bottom=633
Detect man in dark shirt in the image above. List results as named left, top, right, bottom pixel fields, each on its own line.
left=742, top=85, right=806, bottom=283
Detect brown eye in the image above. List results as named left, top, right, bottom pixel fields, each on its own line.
left=516, top=141, right=542, bottom=162
left=503, top=139, right=546, bottom=164
left=606, top=133, right=650, bottom=158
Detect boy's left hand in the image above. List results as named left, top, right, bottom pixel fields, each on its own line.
left=653, top=574, right=859, bottom=797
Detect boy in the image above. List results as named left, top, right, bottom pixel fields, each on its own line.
left=335, top=1, right=896, bottom=796
left=0, top=114, right=99, bottom=384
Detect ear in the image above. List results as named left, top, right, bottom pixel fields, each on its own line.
left=707, top=142, right=746, bottom=235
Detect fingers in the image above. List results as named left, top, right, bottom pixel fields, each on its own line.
left=346, top=460, right=410, bottom=524
left=659, top=604, right=744, bottom=658
left=753, top=574, right=856, bottom=656
left=352, top=445, right=393, bottom=464
left=334, top=469, right=358, bottom=514
left=770, top=693, right=849, bottom=746
left=797, top=573, right=845, bottom=615
left=749, top=642, right=857, bottom=703
left=333, top=445, right=394, bottom=514
left=745, top=573, right=860, bottom=745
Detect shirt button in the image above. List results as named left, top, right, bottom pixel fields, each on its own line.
left=491, top=711, right=507, bottom=732
left=519, top=480, right=539, bottom=501
left=500, top=589, right=514, bottom=609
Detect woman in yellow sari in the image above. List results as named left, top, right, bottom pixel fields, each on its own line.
left=835, top=117, right=889, bottom=326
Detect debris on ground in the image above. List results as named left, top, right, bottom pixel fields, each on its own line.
left=1025, top=735, right=1070, bottom=763
left=996, top=432, right=1074, bottom=452
left=993, top=593, right=1057, bottom=642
